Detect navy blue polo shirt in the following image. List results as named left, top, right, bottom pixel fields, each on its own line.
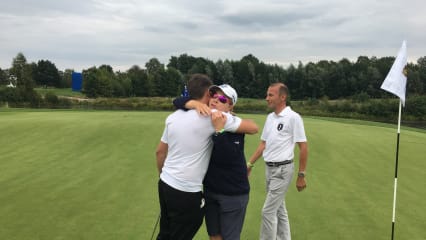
left=203, top=132, right=250, bottom=195
left=172, top=96, right=250, bottom=195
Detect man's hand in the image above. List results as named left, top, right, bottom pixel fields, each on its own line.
left=195, top=102, right=211, bottom=116
left=247, top=165, right=253, bottom=177
left=296, top=176, right=306, bottom=192
left=187, top=100, right=211, bottom=116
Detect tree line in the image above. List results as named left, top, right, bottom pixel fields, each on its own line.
left=1, top=52, right=426, bottom=100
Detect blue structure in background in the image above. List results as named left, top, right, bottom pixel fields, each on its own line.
left=71, top=72, right=83, bottom=91
left=181, top=85, right=189, bottom=97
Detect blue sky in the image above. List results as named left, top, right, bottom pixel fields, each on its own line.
left=0, top=0, right=424, bottom=71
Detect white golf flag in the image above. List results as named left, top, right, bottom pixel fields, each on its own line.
left=381, top=40, right=408, bottom=106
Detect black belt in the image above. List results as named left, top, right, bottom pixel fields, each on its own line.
left=265, top=160, right=293, bottom=167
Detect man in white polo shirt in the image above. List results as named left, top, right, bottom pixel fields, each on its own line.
left=247, top=82, right=308, bottom=240
left=155, top=74, right=245, bottom=240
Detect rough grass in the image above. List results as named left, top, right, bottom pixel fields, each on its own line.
left=34, top=87, right=86, bottom=98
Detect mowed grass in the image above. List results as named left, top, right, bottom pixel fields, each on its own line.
left=0, top=110, right=425, bottom=240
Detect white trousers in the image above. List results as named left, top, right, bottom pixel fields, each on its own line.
left=260, top=163, right=294, bottom=240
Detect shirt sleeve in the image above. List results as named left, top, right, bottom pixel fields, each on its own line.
left=172, top=96, right=191, bottom=111
left=160, top=119, right=169, bottom=144
left=222, top=112, right=242, bottom=133
left=292, top=114, right=307, bottom=143
left=260, top=115, right=270, bottom=141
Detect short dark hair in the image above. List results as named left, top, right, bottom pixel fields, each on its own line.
left=188, top=74, right=213, bottom=100
left=270, top=82, right=289, bottom=96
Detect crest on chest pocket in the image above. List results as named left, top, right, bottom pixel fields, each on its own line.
left=277, top=122, right=289, bottom=133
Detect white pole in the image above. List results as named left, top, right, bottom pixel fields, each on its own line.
left=391, top=100, right=402, bottom=240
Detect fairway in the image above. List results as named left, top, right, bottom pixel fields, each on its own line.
left=0, top=110, right=425, bottom=240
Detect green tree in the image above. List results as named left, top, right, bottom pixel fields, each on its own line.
left=82, top=66, right=113, bottom=98
left=316, top=60, right=337, bottom=99
left=60, top=69, right=73, bottom=88
left=303, top=62, right=325, bottom=99
left=168, top=56, right=179, bottom=70
left=95, top=66, right=114, bottom=97
left=335, top=58, right=353, bottom=98
left=146, top=58, right=165, bottom=96
left=215, top=59, right=234, bottom=86
left=115, top=72, right=133, bottom=97
left=111, top=78, right=125, bottom=97
left=374, top=57, right=394, bottom=79
left=285, top=64, right=297, bottom=98
left=17, top=62, right=35, bottom=91
left=231, top=54, right=260, bottom=98
left=0, top=67, right=7, bottom=85
left=354, top=56, right=371, bottom=94
left=206, top=59, right=218, bottom=81
left=188, top=58, right=207, bottom=75
left=417, top=56, right=426, bottom=95
left=127, top=65, right=150, bottom=97
left=4, top=53, right=39, bottom=105
left=291, top=61, right=306, bottom=99
left=164, top=67, right=183, bottom=97
left=167, top=54, right=197, bottom=75
left=365, top=66, right=382, bottom=98
left=231, top=60, right=250, bottom=98
left=34, top=60, right=61, bottom=87
left=82, top=67, right=99, bottom=97
left=406, top=63, right=423, bottom=95
left=99, top=64, right=114, bottom=74
left=82, top=66, right=116, bottom=97
left=10, top=52, right=28, bottom=87
left=19, top=64, right=40, bottom=105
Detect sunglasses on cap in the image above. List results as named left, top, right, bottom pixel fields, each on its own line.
left=209, top=90, right=229, bottom=104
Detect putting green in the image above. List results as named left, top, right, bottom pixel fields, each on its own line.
left=0, top=110, right=424, bottom=239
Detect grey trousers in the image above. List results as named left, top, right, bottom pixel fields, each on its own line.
left=260, top=162, right=294, bottom=240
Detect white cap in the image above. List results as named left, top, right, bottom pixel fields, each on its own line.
left=210, top=84, right=238, bottom=105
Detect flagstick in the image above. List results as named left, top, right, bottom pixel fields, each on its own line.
left=391, top=100, right=402, bottom=240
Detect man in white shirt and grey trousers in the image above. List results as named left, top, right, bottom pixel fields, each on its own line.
left=248, top=82, right=308, bottom=240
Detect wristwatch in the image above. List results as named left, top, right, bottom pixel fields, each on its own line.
left=298, top=172, right=306, bottom=178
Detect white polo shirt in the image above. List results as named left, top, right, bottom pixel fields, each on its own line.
left=160, top=109, right=241, bottom=192
left=261, top=106, right=307, bottom=162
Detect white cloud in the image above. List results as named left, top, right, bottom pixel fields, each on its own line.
left=0, top=0, right=424, bottom=71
